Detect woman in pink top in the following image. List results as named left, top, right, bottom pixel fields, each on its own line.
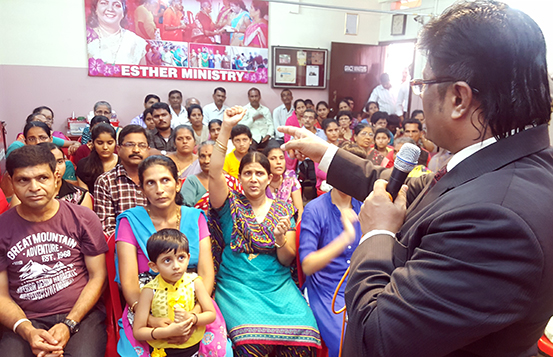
left=284, top=99, right=307, bottom=142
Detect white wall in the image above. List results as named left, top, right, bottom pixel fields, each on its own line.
left=0, top=0, right=384, bottom=142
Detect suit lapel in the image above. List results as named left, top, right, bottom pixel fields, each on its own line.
left=406, top=125, right=550, bottom=218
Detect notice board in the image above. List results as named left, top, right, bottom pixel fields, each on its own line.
left=272, top=46, right=328, bottom=89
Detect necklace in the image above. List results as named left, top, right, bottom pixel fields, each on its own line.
left=97, top=27, right=123, bottom=65
left=146, top=205, right=181, bottom=228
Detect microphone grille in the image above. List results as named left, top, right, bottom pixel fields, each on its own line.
left=394, top=143, right=421, bottom=173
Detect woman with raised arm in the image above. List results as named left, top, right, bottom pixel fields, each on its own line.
left=209, top=106, right=320, bottom=356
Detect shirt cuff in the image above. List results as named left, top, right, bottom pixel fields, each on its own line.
left=359, top=229, right=396, bottom=246
left=318, top=145, right=339, bottom=173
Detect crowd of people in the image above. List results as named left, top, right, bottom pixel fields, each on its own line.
left=3, top=1, right=553, bottom=357
left=0, top=81, right=439, bottom=357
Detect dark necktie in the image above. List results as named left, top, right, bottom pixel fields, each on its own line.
left=426, top=165, right=448, bottom=192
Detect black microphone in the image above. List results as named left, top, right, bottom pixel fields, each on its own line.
left=386, top=143, right=421, bottom=200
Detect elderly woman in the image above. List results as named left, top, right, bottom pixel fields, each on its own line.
left=115, top=155, right=227, bottom=356
left=209, top=107, right=321, bottom=356
left=87, top=0, right=147, bottom=65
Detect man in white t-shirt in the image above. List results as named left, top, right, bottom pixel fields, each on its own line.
left=203, top=87, right=229, bottom=125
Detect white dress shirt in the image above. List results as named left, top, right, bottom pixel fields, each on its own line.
left=202, top=102, right=229, bottom=125
left=273, top=104, right=294, bottom=139
left=170, top=105, right=189, bottom=128
left=240, top=103, right=274, bottom=143
left=368, top=85, right=397, bottom=115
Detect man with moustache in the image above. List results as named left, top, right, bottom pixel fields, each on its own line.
left=148, top=102, right=176, bottom=153
left=203, top=87, right=229, bottom=124
left=94, top=125, right=150, bottom=236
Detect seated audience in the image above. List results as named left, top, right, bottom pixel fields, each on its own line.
left=402, top=118, right=431, bottom=166
left=0, top=145, right=107, bottom=356
left=188, top=105, right=209, bottom=146
left=203, top=87, right=229, bottom=124
left=130, top=94, right=161, bottom=128
left=411, top=109, right=436, bottom=153
left=185, top=97, right=201, bottom=109
left=305, top=99, right=314, bottom=110
left=222, top=124, right=252, bottom=179
left=95, top=125, right=149, bottom=235
left=181, top=141, right=241, bottom=212
left=149, top=102, right=176, bottom=153
left=284, top=99, right=306, bottom=142
left=76, top=123, right=119, bottom=194
left=361, top=101, right=379, bottom=124
left=142, top=106, right=156, bottom=131
left=7, top=122, right=78, bottom=184
left=133, top=229, right=217, bottom=357
left=32, top=106, right=69, bottom=140
left=115, top=156, right=224, bottom=356
left=73, top=115, right=111, bottom=164
left=302, top=109, right=326, bottom=140
left=167, top=125, right=201, bottom=181
left=368, top=127, right=394, bottom=167
left=299, top=143, right=365, bottom=357
left=369, top=111, right=389, bottom=129
left=13, top=117, right=80, bottom=156
left=315, top=101, right=330, bottom=129
left=393, top=136, right=432, bottom=177
left=322, top=118, right=341, bottom=146
left=209, top=107, right=321, bottom=355
left=208, top=119, right=222, bottom=141
left=263, top=145, right=303, bottom=220
left=85, top=101, right=122, bottom=143
left=336, top=111, right=354, bottom=142
left=353, top=122, right=374, bottom=154
left=241, top=87, right=275, bottom=151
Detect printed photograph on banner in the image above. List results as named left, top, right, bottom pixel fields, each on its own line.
left=146, top=40, right=189, bottom=67
left=189, top=43, right=229, bottom=69
left=85, top=0, right=269, bottom=83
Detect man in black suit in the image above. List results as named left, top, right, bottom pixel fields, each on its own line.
left=279, top=1, right=553, bottom=356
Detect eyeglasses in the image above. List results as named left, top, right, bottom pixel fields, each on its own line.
left=121, top=142, right=149, bottom=149
left=27, top=136, right=50, bottom=143
left=358, top=131, right=374, bottom=137
left=410, top=78, right=479, bottom=96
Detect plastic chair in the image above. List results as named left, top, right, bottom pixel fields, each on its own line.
left=103, top=233, right=123, bottom=357
left=539, top=334, right=553, bottom=356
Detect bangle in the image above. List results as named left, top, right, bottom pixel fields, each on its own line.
left=359, top=230, right=396, bottom=246
left=275, top=238, right=287, bottom=249
left=130, top=301, right=139, bottom=313
left=215, top=139, right=228, bottom=152
left=191, top=312, right=198, bottom=325
left=151, top=327, right=158, bottom=340
left=13, top=318, right=31, bottom=334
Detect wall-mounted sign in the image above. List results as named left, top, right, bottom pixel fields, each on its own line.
left=344, top=65, right=368, bottom=73
left=85, top=0, right=269, bottom=83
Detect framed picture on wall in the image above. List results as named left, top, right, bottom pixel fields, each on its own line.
left=345, top=13, right=359, bottom=35
left=391, top=14, right=407, bottom=36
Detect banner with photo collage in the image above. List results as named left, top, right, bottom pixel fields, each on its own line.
left=85, top=0, right=269, bottom=83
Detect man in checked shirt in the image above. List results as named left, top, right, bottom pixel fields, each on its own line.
left=94, top=125, right=150, bottom=236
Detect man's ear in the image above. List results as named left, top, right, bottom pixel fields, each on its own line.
left=148, top=261, right=159, bottom=273
left=451, top=82, right=474, bottom=120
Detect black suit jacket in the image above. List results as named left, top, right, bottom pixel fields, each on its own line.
left=327, top=125, right=553, bottom=356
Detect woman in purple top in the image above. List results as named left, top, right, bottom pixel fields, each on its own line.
left=263, top=145, right=303, bottom=220
left=298, top=143, right=367, bottom=357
